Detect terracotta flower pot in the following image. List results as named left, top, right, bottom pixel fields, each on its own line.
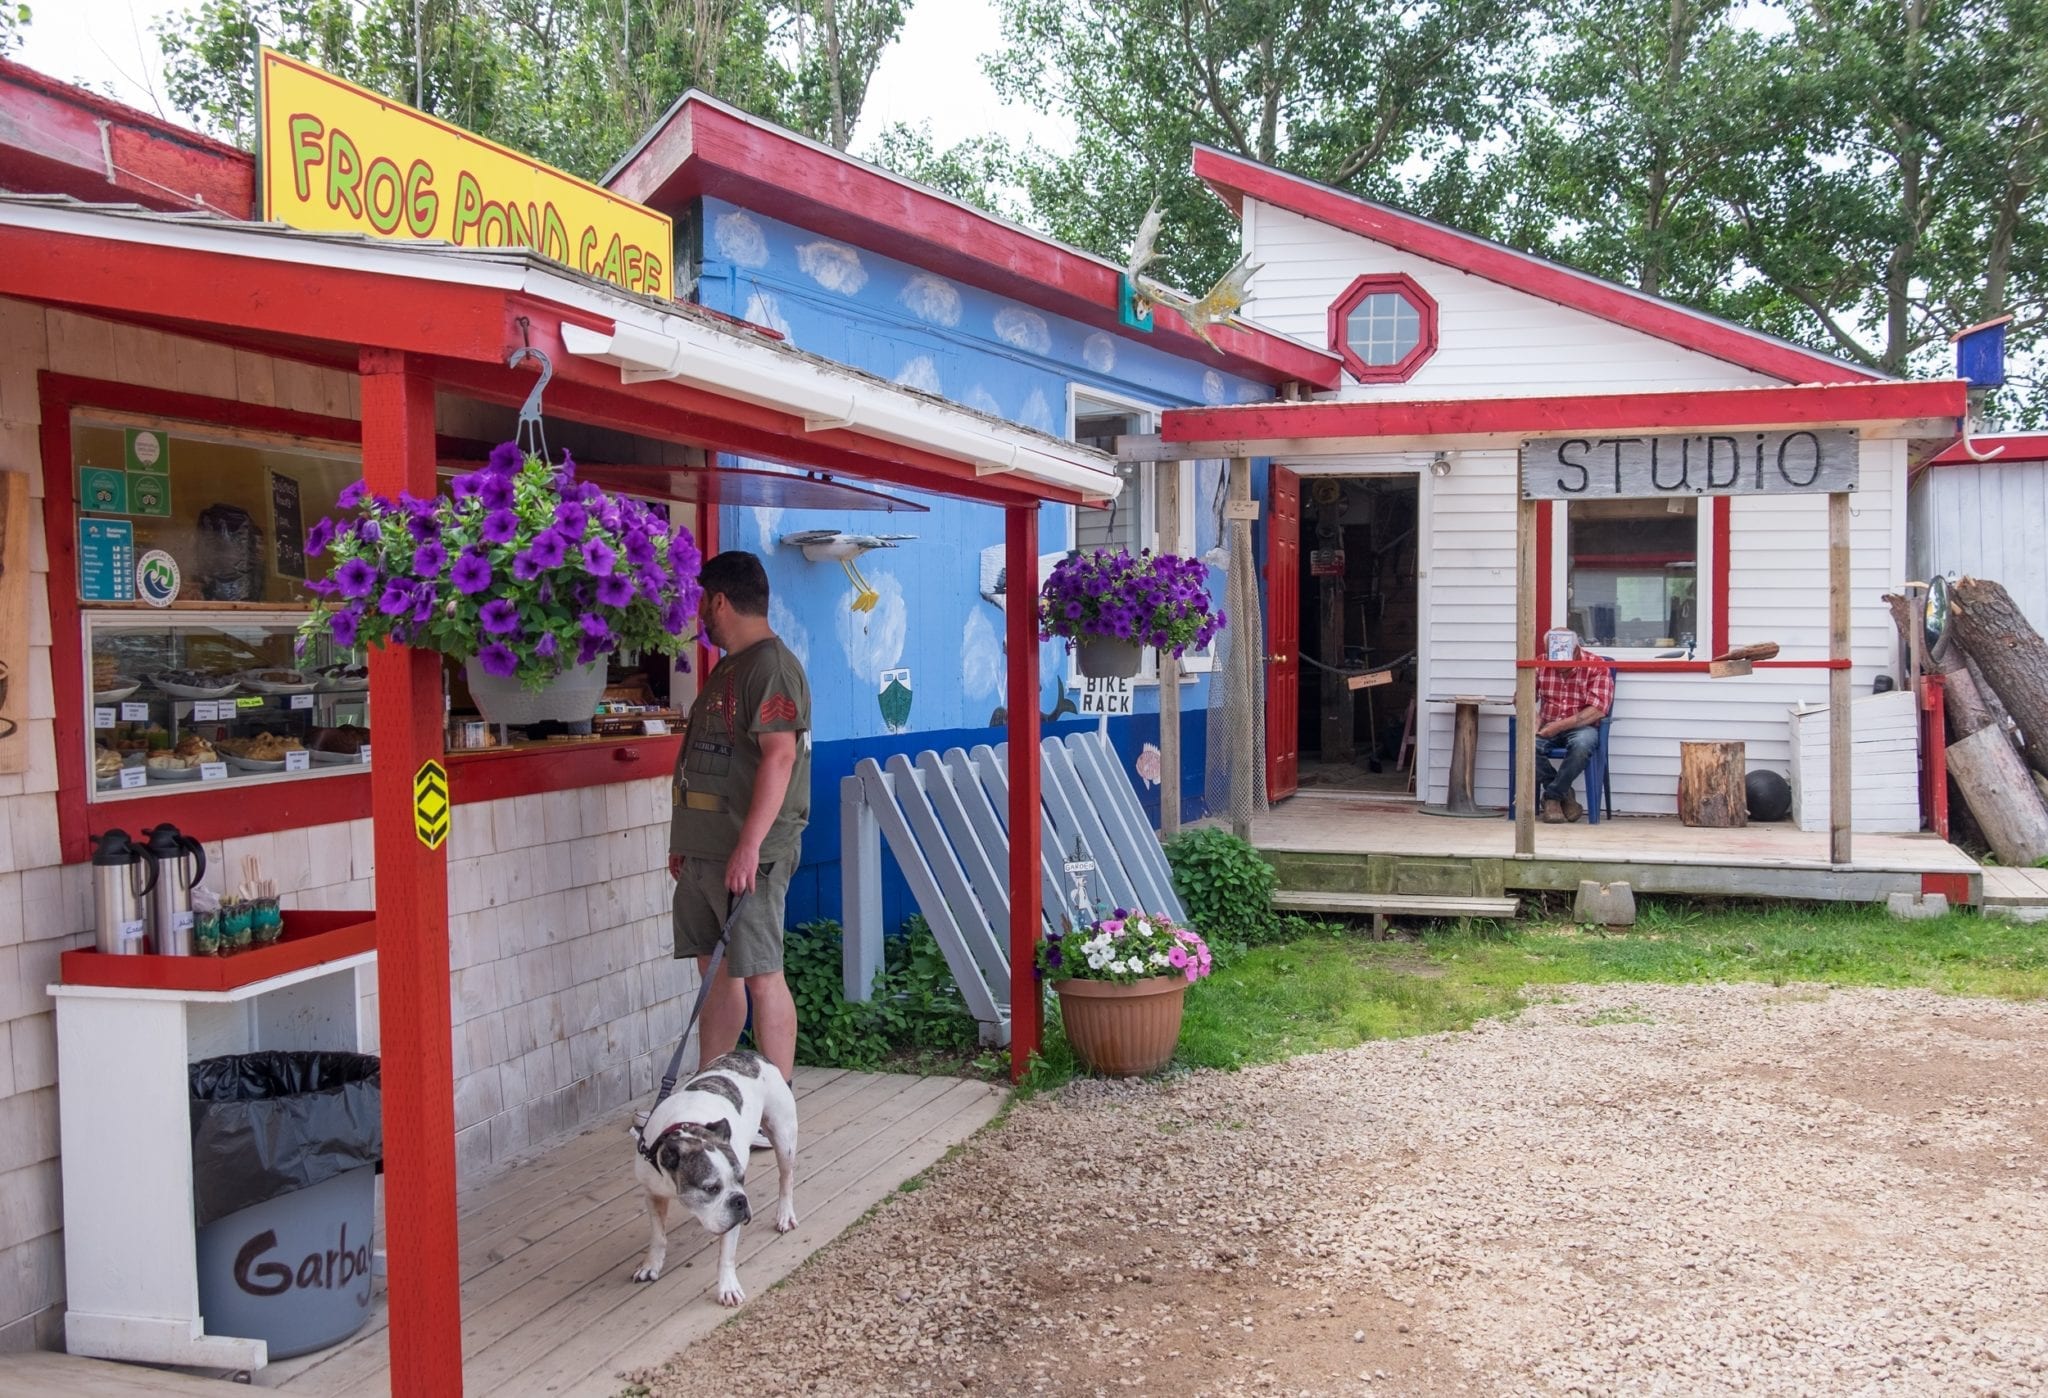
left=1053, top=975, right=1189, bottom=1076
left=1077, top=637, right=1142, bottom=679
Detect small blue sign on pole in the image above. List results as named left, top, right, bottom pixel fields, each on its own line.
left=1954, top=315, right=2011, bottom=389
left=78, top=518, right=135, bottom=601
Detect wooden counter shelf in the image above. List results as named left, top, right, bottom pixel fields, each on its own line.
left=59, top=910, right=375, bottom=993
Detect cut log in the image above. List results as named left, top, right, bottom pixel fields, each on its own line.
left=1679, top=740, right=1748, bottom=828
left=1711, top=642, right=1781, bottom=663
left=1949, top=577, right=2048, bottom=777
left=1945, top=726, right=2048, bottom=866
left=1939, top=651, right=1998, bottom=739
left=1883, top=593, right=1929, bottom=682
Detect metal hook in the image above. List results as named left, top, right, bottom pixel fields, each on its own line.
left=507, top=346, right=552, bottom=462
left=1958, top=414, right=2007, bottom=463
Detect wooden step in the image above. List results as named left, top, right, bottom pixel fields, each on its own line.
left=1272, top=890, right=1519, bottom=920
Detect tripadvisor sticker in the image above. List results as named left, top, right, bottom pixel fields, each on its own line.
left=125, top=429, right=167, bottom=472
left=136, top=549, right=180, bottom=608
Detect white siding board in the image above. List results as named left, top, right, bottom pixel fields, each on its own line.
left=1243, top=202, right=1793, bottom=399
left=1913, top=462, right=2048, bottom=638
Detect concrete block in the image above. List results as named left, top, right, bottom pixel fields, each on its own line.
left=1574, top=880, right=1637, bottom=928
left=1886, top=891, right=1950, bottom=920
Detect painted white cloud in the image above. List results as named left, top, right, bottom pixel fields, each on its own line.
left=894, top=355, right=943, bottom=395
left=964, top=386, right=1003, bottom=418
left=993, top=306, right=1052, bottom=355
left=900, top=273, right=962, bottom=326
left=1019, top=387, right=1054, bottom=433
left=1082, top=332, right=1117, bottom=374
left=743, top=288, right=792, bottom=343
left=837, top=571, right=907, bottom=685
left=769, top=593, right=811, bottom=670
left=962, top=609, right=1002, bottom=700
left=1202, top=370, right=1227, bottom=405
left=796, top=240, right=869, bottom=295
left=712, top=210, right=768, bottom=268
left=752, top=506, right=784, bottom=551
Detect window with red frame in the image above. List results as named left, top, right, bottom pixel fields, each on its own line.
left=1327, top=274, right=1438, bottom=383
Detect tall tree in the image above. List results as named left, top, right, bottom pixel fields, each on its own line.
left=786, top=0, right=907, bottom=149
left=979, top=0, right=1535, bottom=290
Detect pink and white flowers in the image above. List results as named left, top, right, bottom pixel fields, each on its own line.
left=1038, top=909, right=1214, bottom=985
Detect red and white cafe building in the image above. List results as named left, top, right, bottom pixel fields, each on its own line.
left=0, top=50, right=1976, bottom=1392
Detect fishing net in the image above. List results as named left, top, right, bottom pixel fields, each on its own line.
left=1205, top=458, right=1267, bottom=834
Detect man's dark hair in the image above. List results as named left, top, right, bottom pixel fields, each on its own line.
left=700, top=550, right=771, bottom=617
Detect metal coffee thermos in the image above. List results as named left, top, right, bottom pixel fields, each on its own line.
left=142, top=823, right=207, bottom=957
left=89, top=830, right=156, bottom=955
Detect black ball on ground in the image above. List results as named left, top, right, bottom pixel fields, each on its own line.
left=1745, top=768, right=1792, bottom=822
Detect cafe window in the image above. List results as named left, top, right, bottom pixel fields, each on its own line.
left=1565, top=497, right=1701, bottom=652
left=1328, top=273, right=1438, bottom=383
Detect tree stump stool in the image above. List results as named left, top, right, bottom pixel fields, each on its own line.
left=1679, top=740, right=1748, bottom=827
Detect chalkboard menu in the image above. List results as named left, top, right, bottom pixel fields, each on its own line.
left=270, top=471, right=306, bottom=580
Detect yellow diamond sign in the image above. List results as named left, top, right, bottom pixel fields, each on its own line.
left=414, top=759, right=450, bottom=850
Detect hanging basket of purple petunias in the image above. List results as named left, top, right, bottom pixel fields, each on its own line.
left=297, top=442, right=703, bottom=722
left=1037, top=548, right=1226, bottom=679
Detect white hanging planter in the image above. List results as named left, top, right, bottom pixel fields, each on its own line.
left=1077, top=637, right=1142, bottom=680
left=463, top=658, right=607, bottom=726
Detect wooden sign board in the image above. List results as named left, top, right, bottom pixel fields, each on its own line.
left=1078, top=675, right=1134, bottom=716
left=1346, top=669, right=1392, bottom=691
left=1521, top=429, right=1858, bottom=500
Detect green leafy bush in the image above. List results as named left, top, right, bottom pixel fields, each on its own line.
left=1164, top=827, right=1278, bottom=943
left=784, top=915, right=980, bottom=1070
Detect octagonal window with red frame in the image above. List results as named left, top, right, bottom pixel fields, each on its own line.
left=1327, top=273, right=1439, bottom=383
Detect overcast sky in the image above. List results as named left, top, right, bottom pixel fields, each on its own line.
left=18, top=0, right=1073, bottom=156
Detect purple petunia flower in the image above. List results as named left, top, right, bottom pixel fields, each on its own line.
left=306, top=517, right=336, bottom=556
left=354, top=517, right=382, bottom=545
left=524, top=529, right=568, bottom=570
left=535, top=631, right=559, bottom=661
left=304, top=576, right=337, bottom=598
left=480, top=598, right=520, bottom=635
left=452, top=550, right=492, bottom=595
left=405, top=510, right=441, bottom=543
left=413, top=539, right=448, bottom=576
left=480, top=508, right=519, bottom=545
left=582, top=537, right=617, bottom=577
left=337, top=480, right=367, bottom=510
left=335, top=558, right=378, bottom=599
left=487, top=441, right=523, bottom=475
left=378, top=580, right=414, bottom=617
left=411, top=585, right=436, bottom=624
left=596, top=573, right=634, bottom=607
left=511, top=551, right=543, bottom=582
left=553, top=500, right=588, bottom=537
left=579, top=612, right=611, bottom=642
left=622, top=530, right=656, bottom=568
left=451, top=472, right=484, bottom=501
left=329, top=607, right=362, bottom=649
left=558, top=449, right=576, bottom=476
left=662, top=598, right=690, bottom=634
left=477, top=642, right=519, bottom=677
left=478, top=472, right=515, bottom=511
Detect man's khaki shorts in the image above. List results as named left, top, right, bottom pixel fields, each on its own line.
left=672, top=854, right=792, bottom=979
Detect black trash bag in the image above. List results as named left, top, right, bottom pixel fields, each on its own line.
left=190, top=1051, right=381, bottom=1228
left=194, top=503, right=266, bottom=601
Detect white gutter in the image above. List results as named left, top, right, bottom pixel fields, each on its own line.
left=559, top=317, right=1120, bottom=501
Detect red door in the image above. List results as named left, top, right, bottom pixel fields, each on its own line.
left=1265, top=466, right=1301, bottom=801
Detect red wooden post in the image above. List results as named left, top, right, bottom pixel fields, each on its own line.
left=1004, top=503, right=1043, bottom=1081
left=360, top=349, right=464, bottom=1396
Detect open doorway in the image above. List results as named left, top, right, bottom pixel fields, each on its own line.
left=1295, top=475, right=1420, bottom=793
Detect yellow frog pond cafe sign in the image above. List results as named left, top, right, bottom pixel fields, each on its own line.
left=257, top=49, right=671, bottom=296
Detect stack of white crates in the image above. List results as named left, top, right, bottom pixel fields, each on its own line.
left=1787, top=689, right=1922, bottom=833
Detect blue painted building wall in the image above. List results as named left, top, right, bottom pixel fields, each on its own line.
left=691, top=197, right=1266, bottom=928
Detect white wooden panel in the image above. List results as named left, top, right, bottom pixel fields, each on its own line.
left=1915, top=462, right=2048, bottom=637
left=1242, top=202, right=1787, bottom=399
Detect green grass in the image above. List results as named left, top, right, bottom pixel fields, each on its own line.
left=1020, top=901, right=2048, bottom=1087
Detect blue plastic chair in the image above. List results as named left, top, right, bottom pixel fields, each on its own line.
left=1507, top=671, right=1616, bottom=824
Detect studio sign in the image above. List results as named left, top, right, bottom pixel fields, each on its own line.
left=1521, top=429, right=1858, bottom=501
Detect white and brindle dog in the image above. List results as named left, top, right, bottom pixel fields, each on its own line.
left=631, top=1049, right=798, bottom=1306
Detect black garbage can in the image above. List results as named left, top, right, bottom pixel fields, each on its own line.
left=190, top=1051, right=382, bottom=1359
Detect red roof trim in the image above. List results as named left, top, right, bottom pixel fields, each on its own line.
left=1195, top=145, right=1881, bottom=389
left=605, top=96, right=1341, bottom=390
left=1926, top=433, right=2048, bottom=466
left=0, top=57, right=254, bottom=214
left=1162, top=381, right=1967, bottom=445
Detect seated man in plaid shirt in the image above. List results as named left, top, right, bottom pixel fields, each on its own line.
left=1534, top=637, right=1613, bottom=823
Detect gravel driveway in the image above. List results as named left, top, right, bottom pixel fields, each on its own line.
left=630, top=983, right=2048, bottom=1396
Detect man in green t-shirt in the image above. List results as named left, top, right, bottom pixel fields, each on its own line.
left=668, top=551, right=811, bottom=1094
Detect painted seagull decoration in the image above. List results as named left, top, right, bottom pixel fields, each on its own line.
left=1125, top=199, right=1262, bottom=350
left=780, top=530, right=916, bottom=613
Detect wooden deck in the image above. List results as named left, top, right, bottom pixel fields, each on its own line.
left=242, top=1067, right=1003, bottom=1398
left=1252, top=793, right=1982, bottom=906
left=1982, top=865, right=2048, bottom=921
left=0, top=1350, right=246, bottom=1396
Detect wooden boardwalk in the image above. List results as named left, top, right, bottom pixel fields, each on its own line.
left=241, top=1067, right=1004, bottom=1397
left=0, top=1351, right=244, bottom=1395
left=1982, top=865, right=2048, bottom=921
left=1249, top=794, right=1982, bottom=905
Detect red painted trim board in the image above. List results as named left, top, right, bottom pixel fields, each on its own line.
left=1161, top=380, right=1969, bottom=445
left=1004, top=503, right=1043, bottom=1081
left=358, top=350, right=464, bottom=1398
left=1710, top=497, right=1732, bottom=659
left=1192, top=145, right=1880, bottom=387
left=608, top=98, right=1342, bottom=390
left=59, top=911, right=373, bottom=991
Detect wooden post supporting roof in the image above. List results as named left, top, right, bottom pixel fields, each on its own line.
left=360, top=350, right=464, bottom=1397
left=1829, top=492, right=1853, bottom=865
left=1005, top=504, right=1044, bottom=1080
left=1157, top=461, right=1182, bottom=837
left=1514, top=492, right=1538, bottom=857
